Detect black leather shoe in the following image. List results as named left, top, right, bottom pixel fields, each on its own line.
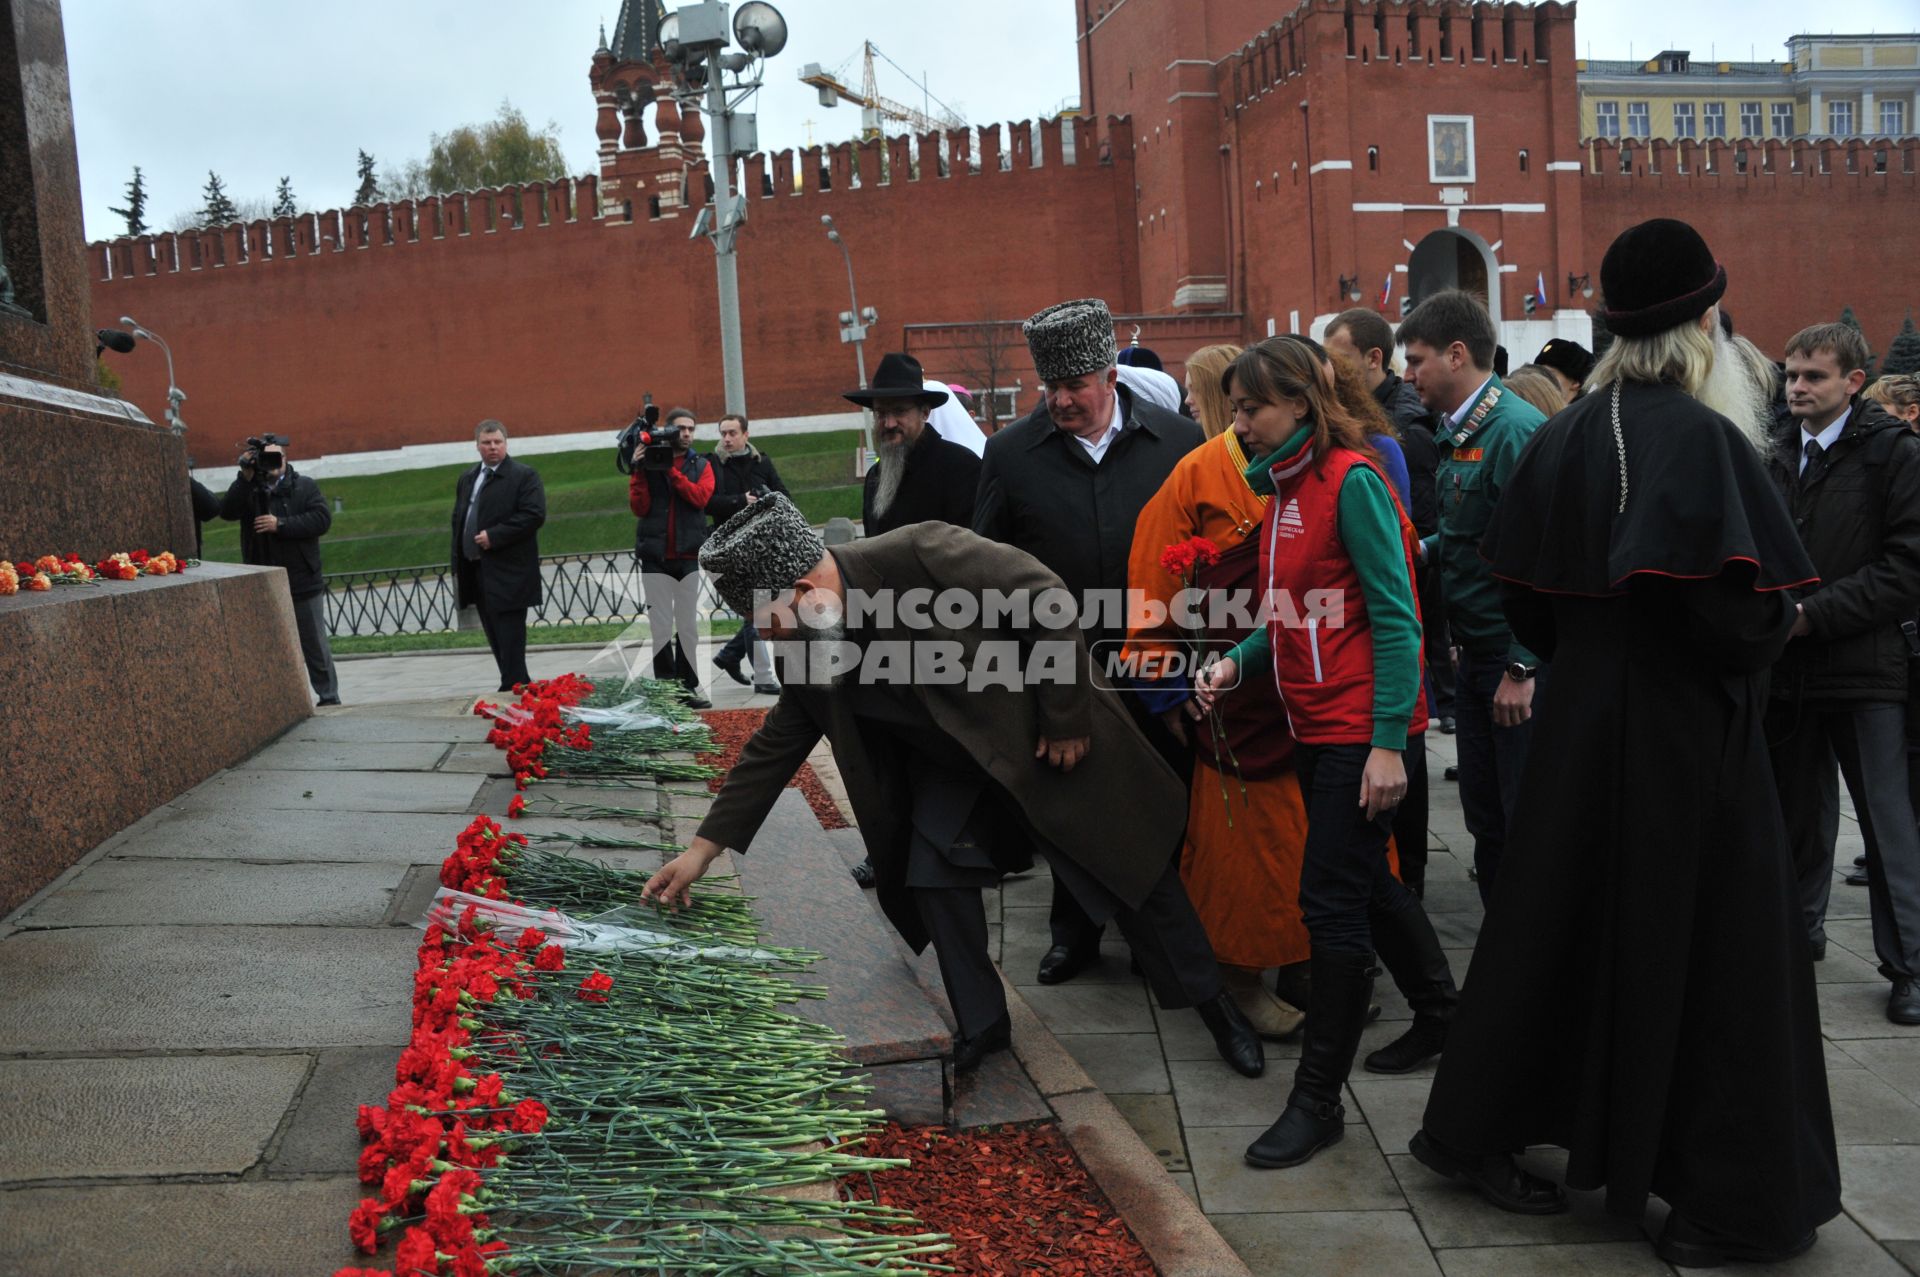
left=1654, top=1211, right=1815, bottom=1268
left=714, top=653, right=750, bottom=685
left=1811, top=939, right=1827, bottom=962
left=1365, top=900, right=1459, bottom=1073
left=1409, top=1130, right=1568, bottom=1214
left=850, top=856, right=876, bottom=889
left=1195, top=991, right=1265, bottom=1078
left=1444, top=765, right=1460, bottom=782
left=317, top=697, right=341, bottom=707
left=1846, top=867, right=1871, bottom=887
left=1439, top=716, right=1457, bottom=735
left=1856, top=854, right=1869, bottom=867
left=1365, top=1018, right=1448, bottom=1073
left=1036, top=941, right=1101, bottom=985
left=1245, top=1096, right=1344, bottom=1168
left=953, top=1013, right=1012, bottom=1075
left=1890, top=978, right=1920, bottom=1026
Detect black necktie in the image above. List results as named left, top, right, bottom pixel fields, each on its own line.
left=464, top=468, right=493, bottom=559
left=1803, top=438, right=1823, bottom=476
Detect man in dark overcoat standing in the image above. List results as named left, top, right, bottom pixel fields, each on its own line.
left=451, top=419, right=548, bottom=692
left=973, top=298, right=1204, bottom=985
left=644, top=495, right=1262, bottom=1081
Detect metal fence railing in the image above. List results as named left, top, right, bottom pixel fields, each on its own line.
left=321, top=550, right=735, bottom=638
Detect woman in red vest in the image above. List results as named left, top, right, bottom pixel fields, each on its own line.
left=1197, top=336, right=1458, bottom=1170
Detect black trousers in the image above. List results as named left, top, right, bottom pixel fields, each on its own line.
left=290, top=591, right=338, bottom=701
left=1391, top=730, right=1431, bottom=892
left=472, top=571, right=530, bottom=690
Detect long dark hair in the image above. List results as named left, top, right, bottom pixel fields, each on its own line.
left=1224, top=336, right=1380, bottom=469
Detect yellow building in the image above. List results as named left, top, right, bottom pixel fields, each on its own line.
left=1578, top=34, right=1919, bottom=140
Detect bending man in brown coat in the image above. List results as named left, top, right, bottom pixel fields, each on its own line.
left=645, top=494, right=1262, bottom=1079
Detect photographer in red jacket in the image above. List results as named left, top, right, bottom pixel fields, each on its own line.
left=630, top=406, right=716, bottom=706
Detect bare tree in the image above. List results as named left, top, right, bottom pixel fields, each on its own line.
left=949, top=313, right=1026, bottom=433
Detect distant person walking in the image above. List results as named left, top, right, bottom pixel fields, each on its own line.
left=452, top=420, right=547, bottom=692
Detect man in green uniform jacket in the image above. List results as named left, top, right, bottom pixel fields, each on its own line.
left=1399, top=291, right=1548, bottom=908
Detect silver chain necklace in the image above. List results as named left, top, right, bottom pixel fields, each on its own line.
left=1611, top=380, right=1629, bottom=513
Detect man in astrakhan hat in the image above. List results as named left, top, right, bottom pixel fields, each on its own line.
left=643, top=495, right=1264, bottom=1081
left=1408, top=218, right=1839, bottom=1269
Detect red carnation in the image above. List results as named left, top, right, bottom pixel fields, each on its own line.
left=506, top=794, right=525, bottom=818
left=510, top=1098, right=549, bottom=1133
left=577, top=970, right=614, bottom=1002
left=515, top=927, right=545, bottom=951
left=533, top=944, right=565, bottom=971
left=348, top=1197, right=391, bottom=1253
left=393, top=1225, right=439, bottom=1276
left=1159, top=535, right=1220, bottom=578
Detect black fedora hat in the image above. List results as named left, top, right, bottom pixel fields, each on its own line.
left=845, top=352, right=949, bottom=409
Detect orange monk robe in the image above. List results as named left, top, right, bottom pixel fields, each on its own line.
left=1123, top=431, right=1313, bottom=969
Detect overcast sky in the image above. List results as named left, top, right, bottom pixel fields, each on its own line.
left=64, top=0, right=1920, bottom=242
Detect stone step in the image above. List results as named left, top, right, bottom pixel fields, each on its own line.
left=733, top=790, right=953, bottom=1125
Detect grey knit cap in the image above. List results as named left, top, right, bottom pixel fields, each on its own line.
left=1023, top=298, right=1119, bottom=383
left=698, top=492, right=826, bottom=616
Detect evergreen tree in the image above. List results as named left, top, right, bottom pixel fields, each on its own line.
left=273, top=176, right=297, bottom=219
left=354, top=150, right=380, bottom=205
left=199, top=170, right=238, bottom=227
left=1839, top=305, right=1877, bottom=378
left=1883, top=313, right=1920, bottom=377
left=108, top=166, right=149, bottom=236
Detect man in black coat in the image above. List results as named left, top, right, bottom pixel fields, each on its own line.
left=220, top=434, right=338, bottom=705
left=1766, top=322, right=1920, bottom=1025
left=452, top=420, right=548, bottom=693
left=709, top=412, right=789, bottom=695
left=975, top=298, right=1204, bottom=983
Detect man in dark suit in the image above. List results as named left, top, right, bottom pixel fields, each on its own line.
left=646, top=496, right=1261, bottom=1081
left=451, top=420, right=548, bottom=692
left=974, top=298, right=1204, bottom=985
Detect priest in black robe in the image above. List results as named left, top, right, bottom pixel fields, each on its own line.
left=1408, top=219, right=1841, bottom=1269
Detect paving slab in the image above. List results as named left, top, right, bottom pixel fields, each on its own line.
left=1388, top=1150, right=1648, bottom=1247
left=1110, top=1092, right=1191, bottom=1172
left=1819, top=982, right=1910, bottom=1040
left=1840, top=1037, right=1920, bottom=1105
left=284, top=715, right=479, bottom=743
left=18, top=859, right=407, bottom=928
left=1018, top=981, right=1155, bottom=1035
left=0, top=926, right=418, bottom=1052
left=1434, top=1240, right=1673, bottom=1276
left=172, top=768, right=485, bottom=814
left=1213, top=1209, right=1444, bottom=1277
left=1186, top=1122, right=1405, bottom=1214
left=1827, top=1066, right=1920, bottom=1145
left=1840, top=1145, right=1920, bottom=1240
left=436, top=742, right=518, bottom=775
left=952, top=1050, right=1053, bottom=1129
left=0, top=1054, right=310, bottom=1183
left=1349, top=1074, right=1438, bottom=1157
left=861, top=1058, right=947, bottom=1128
left=243, top=738, right=452, bottom=772
left=0, top=1177, right=363, bottom=1277
left=1058, top=1031, right=1171, bottom=1095
left=93, top=807, right=467, bottom=864
left=266, top=1046, right=400, bottom=1176
left=1885, top=1239, right=1920, bottom=1275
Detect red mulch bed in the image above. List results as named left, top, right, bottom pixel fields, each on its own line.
left=843, top=1122, right=1158, bottom=1275
left=697, top=708, right=848, bottom=830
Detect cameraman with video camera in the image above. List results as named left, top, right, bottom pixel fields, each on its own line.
left=625, top=404, right=715, bottom=707
left=219, top=433, right=339, bottom=705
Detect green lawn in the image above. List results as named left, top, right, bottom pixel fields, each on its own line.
left=202, top=433, right=866, bottom=576
left=331, top=617, right=742, bottom=656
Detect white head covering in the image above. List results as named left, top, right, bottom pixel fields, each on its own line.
left=1115, top=364, right=1183, bottom=414
left=921, top=379, right=987, bottom=456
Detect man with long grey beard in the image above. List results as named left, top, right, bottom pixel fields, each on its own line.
left=858, top=352, right=982, bottom=536
left=847, top=351, right=983, bottom=888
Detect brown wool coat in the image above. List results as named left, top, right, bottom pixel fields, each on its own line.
left=696, top=522, right=1185, bottom=951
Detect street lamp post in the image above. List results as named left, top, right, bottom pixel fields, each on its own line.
left=118, top=314, right=187, bottom=435
left=822, top=214, right=877, bottom=458
left=660, top=2, right=788, bottom=419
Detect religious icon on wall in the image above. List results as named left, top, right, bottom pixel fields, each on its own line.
left=1428, top=116, right=1476, bottom=184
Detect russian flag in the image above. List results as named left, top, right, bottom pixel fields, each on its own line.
left=1380, top=273, right=1394, bottom=309
left=1534, top=271, right=1550, bottom=309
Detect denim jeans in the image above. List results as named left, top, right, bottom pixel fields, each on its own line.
left=1454, top=651, right=1543, bottom=909
left=1295, top=741, right=1421, bottom=955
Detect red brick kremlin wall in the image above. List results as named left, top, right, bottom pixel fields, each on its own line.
left=89, top=118, right=1141, bottom=458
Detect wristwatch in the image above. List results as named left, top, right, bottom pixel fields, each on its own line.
left=1504, top=662, right=1537, bottom=681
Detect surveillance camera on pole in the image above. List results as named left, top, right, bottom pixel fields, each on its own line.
left=659, top=1, right=788, bottom=418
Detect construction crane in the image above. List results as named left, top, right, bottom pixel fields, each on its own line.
left=799, top=42, right=965, bottom=140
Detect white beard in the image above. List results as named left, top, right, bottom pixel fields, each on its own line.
left=1696, top=329, right=1775, bottom=455
left=869, top=439, right=910, bottom=521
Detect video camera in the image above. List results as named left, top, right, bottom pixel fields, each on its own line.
left=614, top=396, right=688, bottom=475
left=240, top=433, right=288, bottom=473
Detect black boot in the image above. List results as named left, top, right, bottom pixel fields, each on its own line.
left=1364, top=899, right=1459, bottom=1074
left=1194, top=991, right=1265, bottom=1078
left=1245, top=950, right=1374, bottom=1168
